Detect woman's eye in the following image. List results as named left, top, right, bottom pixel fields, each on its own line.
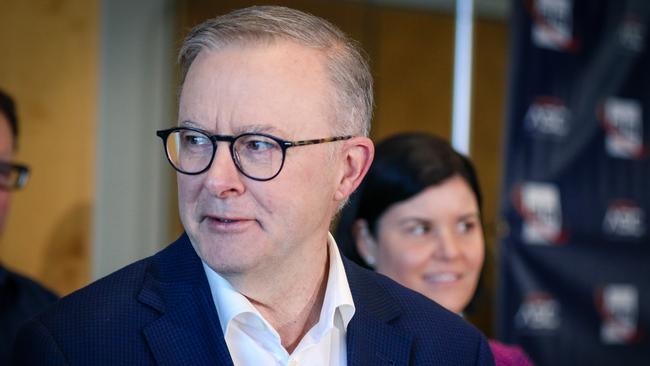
left=457, top=220, right=476, bottom=234
left=407, top=223, right=430, bottom=236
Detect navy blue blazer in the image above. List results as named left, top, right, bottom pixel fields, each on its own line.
left=0, top=265, right=58, bottom=364
left=12, top=233, right=494, bottom=365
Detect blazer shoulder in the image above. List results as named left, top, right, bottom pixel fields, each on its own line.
left=32, top=235, right=194, bottom=327
left=33, top=251, right=157, bottom=327
left=12, top=235, right=206, bottom=365
left=10, top=255, right=157, bottom=365
left=346, top=261, right=494, bottom=365
left=381, top=271, right=485, bottom=337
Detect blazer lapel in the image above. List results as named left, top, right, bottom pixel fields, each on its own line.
left=346, top=309, right=412, bottom=366
left=138, top=233, right=234, bottom=366
left=344, top=258, right=413, bottom=366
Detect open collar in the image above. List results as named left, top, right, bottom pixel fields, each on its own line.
left=202, top=233, right=356, bottom=345
left=135, top=232, right=414, bottom=366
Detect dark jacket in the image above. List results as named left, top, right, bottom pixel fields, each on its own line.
left=12, top=233, right=494, bottom=365
left=1, top=264, right=57, bottom=364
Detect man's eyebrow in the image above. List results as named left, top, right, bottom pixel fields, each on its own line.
left=234, top=124, right=281, bottom=134
left=179, top=120, right=203, bottom=129
left=177, top=121, right=289, bottom=137
left=233, top=124, right=292, bottom=139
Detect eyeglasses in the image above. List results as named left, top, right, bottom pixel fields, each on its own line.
left=156, top=127, right=352, bottom=181
left=0, top=161, right=30, bottom=191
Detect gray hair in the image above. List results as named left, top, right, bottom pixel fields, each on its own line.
left=178, top=5, right=373, bottom=136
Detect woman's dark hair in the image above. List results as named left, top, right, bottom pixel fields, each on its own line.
left=334, top=132, right=486, bottom=312
left=336, top=132, right=483, bottom=268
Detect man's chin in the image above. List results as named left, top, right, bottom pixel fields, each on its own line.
left=202, top=256, right=264, bottom=281
left=193, top=238, right=262, bottom=274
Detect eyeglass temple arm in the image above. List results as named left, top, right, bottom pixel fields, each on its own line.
left=287, top=135, right=353, bottom=147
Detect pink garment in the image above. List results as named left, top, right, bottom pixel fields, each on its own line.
left=489, top=339, right=535, bottom=366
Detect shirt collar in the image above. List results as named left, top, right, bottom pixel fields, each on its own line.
left=203, top=233, right=356, bottom=338
left=318, top=232, right=355, bottom=332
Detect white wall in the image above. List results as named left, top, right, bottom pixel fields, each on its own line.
left=94, top=0, right=176, bottom=278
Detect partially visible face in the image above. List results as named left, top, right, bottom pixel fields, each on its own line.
left=0, top=113, right=14, bottom=233
left=177, top=40, right=344, bottom=276
left=373, top=175, right=484, bottom=313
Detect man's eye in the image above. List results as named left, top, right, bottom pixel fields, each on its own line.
left=247, top=140, right=271, bottom=150
left=244, top=139, right=276, bottom=152
left=183, top=134, right=210, bottom=145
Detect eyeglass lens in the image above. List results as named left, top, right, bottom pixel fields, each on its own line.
left=164, top=129, right=284, bottom=180
left=0, top=162, right=28, bottom=190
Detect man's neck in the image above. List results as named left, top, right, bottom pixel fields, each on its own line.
left=249, top=256, right=328, bottom=353
left=224, top=236, right=331, bottom=353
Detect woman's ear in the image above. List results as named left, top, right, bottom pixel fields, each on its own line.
left=352, top=219, right=378, bottom=268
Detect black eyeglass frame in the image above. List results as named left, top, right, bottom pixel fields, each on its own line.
left=0, top=161, right=30, bottom=191
left=156, top=127, right=352, bottom=181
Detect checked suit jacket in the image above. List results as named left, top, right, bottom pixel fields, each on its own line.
left=11, top=233, right=494, bottom=365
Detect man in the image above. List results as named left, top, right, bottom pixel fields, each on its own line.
left=12, top=6, right=494, bottom=365
left=0, top=89, right=57, bottom=364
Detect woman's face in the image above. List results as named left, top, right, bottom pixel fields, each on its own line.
left=370, top=175, right=484, bottom=313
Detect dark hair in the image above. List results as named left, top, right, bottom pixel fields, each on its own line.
left=336, top=132, right=483, bottom=267
left=0, top=89, right=19, bottom=141
left=334, top=132, right=486, bottom=312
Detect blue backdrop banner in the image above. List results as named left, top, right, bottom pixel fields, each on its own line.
left=499, top=0, right=650, bottom=365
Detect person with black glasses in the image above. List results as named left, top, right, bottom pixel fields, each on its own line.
left=13, top=6, right=493, bottom=365
left=0, top=89, right=57, bottom=364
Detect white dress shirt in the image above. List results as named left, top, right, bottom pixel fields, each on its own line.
left=202, top=233, right=355, bottom=366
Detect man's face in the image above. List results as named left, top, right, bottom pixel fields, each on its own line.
left=177, top=41, right=343, bottom=276
left=0, top=114, right=14, bottom=233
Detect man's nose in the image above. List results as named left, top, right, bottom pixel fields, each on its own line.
left=203, top=143, right=246, bottom=198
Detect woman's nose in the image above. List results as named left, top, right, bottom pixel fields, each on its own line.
left=434, top=231, right=461, bottom=260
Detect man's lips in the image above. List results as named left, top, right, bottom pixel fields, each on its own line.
left=201, top=215, right=257, bottom=231
left=202, top=214, right=252, bottom=223
left=206, top=217, right=245, bottom=223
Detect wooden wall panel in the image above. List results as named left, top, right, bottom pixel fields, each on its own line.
left=371, top=8, right=455, bottom=140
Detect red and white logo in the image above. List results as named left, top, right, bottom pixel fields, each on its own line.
left=529, top=0, right=577, bottom=51
left=516, top=292, right=561, bottom=332
left=514, top=182, right=567, bottom=245
left=525, top=96, right=570, bottom=138
left=595, top=284, right=640, bottom=344
left=603, top=200, right=646, bottom=238
left=600, top=97, right=645, bottom=159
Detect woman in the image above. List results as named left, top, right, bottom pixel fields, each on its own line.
left=336, top=133, right=533, bottom=366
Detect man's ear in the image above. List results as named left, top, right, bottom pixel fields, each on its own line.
left=352, top=219, right=378, bottom=267
left=334, top=136, right=374, bottom=201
